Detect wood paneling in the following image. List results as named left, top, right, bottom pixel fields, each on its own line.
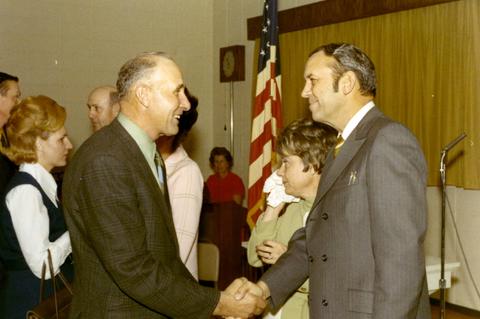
left=247, top=0, right=460, bottom=40
left=199, top=202, right=248, bottom=290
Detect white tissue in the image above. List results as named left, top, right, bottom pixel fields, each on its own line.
left=263, top=170, right=300, bottom=208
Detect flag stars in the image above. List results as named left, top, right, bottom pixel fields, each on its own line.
left=262, top=26, right=268, bottom=33
left=267, top=18, right=271, bottom=26
left=260, top=49, right=266, bottom=56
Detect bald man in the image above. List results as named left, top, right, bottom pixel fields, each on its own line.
left=86, top=85, right=120, bottom=131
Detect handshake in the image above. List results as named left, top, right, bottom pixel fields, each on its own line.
left=213, top=278, right=270, bottom=319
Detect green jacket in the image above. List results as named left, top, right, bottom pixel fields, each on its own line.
left=247, top=198, right=313, bottom=319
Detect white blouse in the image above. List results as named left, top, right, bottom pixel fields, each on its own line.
left=164, top=145, right=203, bottom=280
left=5, top=163, right=71, bottom=279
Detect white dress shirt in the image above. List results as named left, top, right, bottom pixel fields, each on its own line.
left=341, top=100, right=375, bottom=140
left=5, top=163, right=71, bottom=279
left=164, top=145, right=203, bottom=280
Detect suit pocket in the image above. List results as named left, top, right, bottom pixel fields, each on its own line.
left=348, top=288, right=374, bottom=314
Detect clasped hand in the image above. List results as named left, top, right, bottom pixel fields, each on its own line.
left=213, top=277, right=269, bottom=319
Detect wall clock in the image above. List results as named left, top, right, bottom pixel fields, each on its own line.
left=219, top=45, right=245, bottom=82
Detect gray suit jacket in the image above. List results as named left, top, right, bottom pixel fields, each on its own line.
left=63, top=120, right=219, bottom=318
left=262, top=107, right=431, bottom=318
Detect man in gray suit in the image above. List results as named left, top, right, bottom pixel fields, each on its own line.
left=63, top=52, right=264, bottom=318
left=238, top=43, right=430, bottom=318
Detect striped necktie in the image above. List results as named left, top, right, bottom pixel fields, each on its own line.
left=154, top=153, right=165, bottom=193
left=334, top=136, right=345, bottom=158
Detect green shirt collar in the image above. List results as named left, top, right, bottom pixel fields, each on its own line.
left=117, top=113, right=157, bottom=175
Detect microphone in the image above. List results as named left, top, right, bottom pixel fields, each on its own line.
left=442, top=133, right=467, bottom=153
left=438, top=132, right=467, bottom=319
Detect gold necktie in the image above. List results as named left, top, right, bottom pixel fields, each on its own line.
left=334, top=136, right=344, bottom=157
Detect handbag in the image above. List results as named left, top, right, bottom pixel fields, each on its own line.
left=26, top=249, right=73, bottom=319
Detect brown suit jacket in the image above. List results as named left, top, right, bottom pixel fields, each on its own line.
left=63, top=120, right=219, bottom=318
left=262, top=107, right=431, bottom=318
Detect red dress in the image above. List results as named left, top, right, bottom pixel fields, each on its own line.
left=205, top=172, right=245, bottom=203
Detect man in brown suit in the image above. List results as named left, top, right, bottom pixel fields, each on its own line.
left=63, top=52, right=264, bottom=318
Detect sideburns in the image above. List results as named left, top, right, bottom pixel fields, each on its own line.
left=330, top=63, right=346, bottom=93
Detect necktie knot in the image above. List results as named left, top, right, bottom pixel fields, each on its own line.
left=334, top=136, right=344, bottom=157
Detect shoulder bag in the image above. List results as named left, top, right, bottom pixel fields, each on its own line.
left=26, top=249, right=73, bottom=319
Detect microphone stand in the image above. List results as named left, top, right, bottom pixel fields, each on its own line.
left=438, top=132, right=466, bottom=319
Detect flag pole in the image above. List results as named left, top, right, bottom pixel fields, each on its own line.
left=230, top=81, right=234, bottom=157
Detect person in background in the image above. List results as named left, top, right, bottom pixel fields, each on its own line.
left=86, top=85, right=120, bottom=132
left=0, top=72, right=21, bottom=192
left=0, top=72, right=21, bottom=286
left=206, top=147, right=245, bottom=205
left=156, top=87, right=202, bottom=279
left=248, top=118, right=336, bottom=319
left=0, top=96, right=74, bottom=319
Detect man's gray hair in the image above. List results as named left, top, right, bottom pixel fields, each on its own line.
left=310, top=43, right=376, bottom=97
left=116, top=51, right=173, bottom=99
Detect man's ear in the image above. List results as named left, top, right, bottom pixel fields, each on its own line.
left=112, top=102, right=120, bottom=115
left=339, top=71, right=356, bottom=95
left=135, top=84, right=150, bottom=108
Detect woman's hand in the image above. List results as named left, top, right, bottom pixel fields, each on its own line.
left=232, top=194, right=243, bottom=205
left=262, top=202, right=286, bottom=222
left=263, top=170, right=299, bottom=208
left=255, top=240, right=287, bottom=264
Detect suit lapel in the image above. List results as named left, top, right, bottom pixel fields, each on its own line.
left=110, top=121, right=178, bottom=245
left=158, top=156, right=173, bottom=213
left=311, top=107, right=383, bottom=210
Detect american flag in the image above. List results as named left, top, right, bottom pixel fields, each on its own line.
left=247, top=0, right=283, bottom=229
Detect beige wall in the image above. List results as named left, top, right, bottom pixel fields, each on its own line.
left=1, top=0, right=478, bottom=311
left=0, top=0, right=215, bottom=175
left=0, top=0, right=318, bottom=190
